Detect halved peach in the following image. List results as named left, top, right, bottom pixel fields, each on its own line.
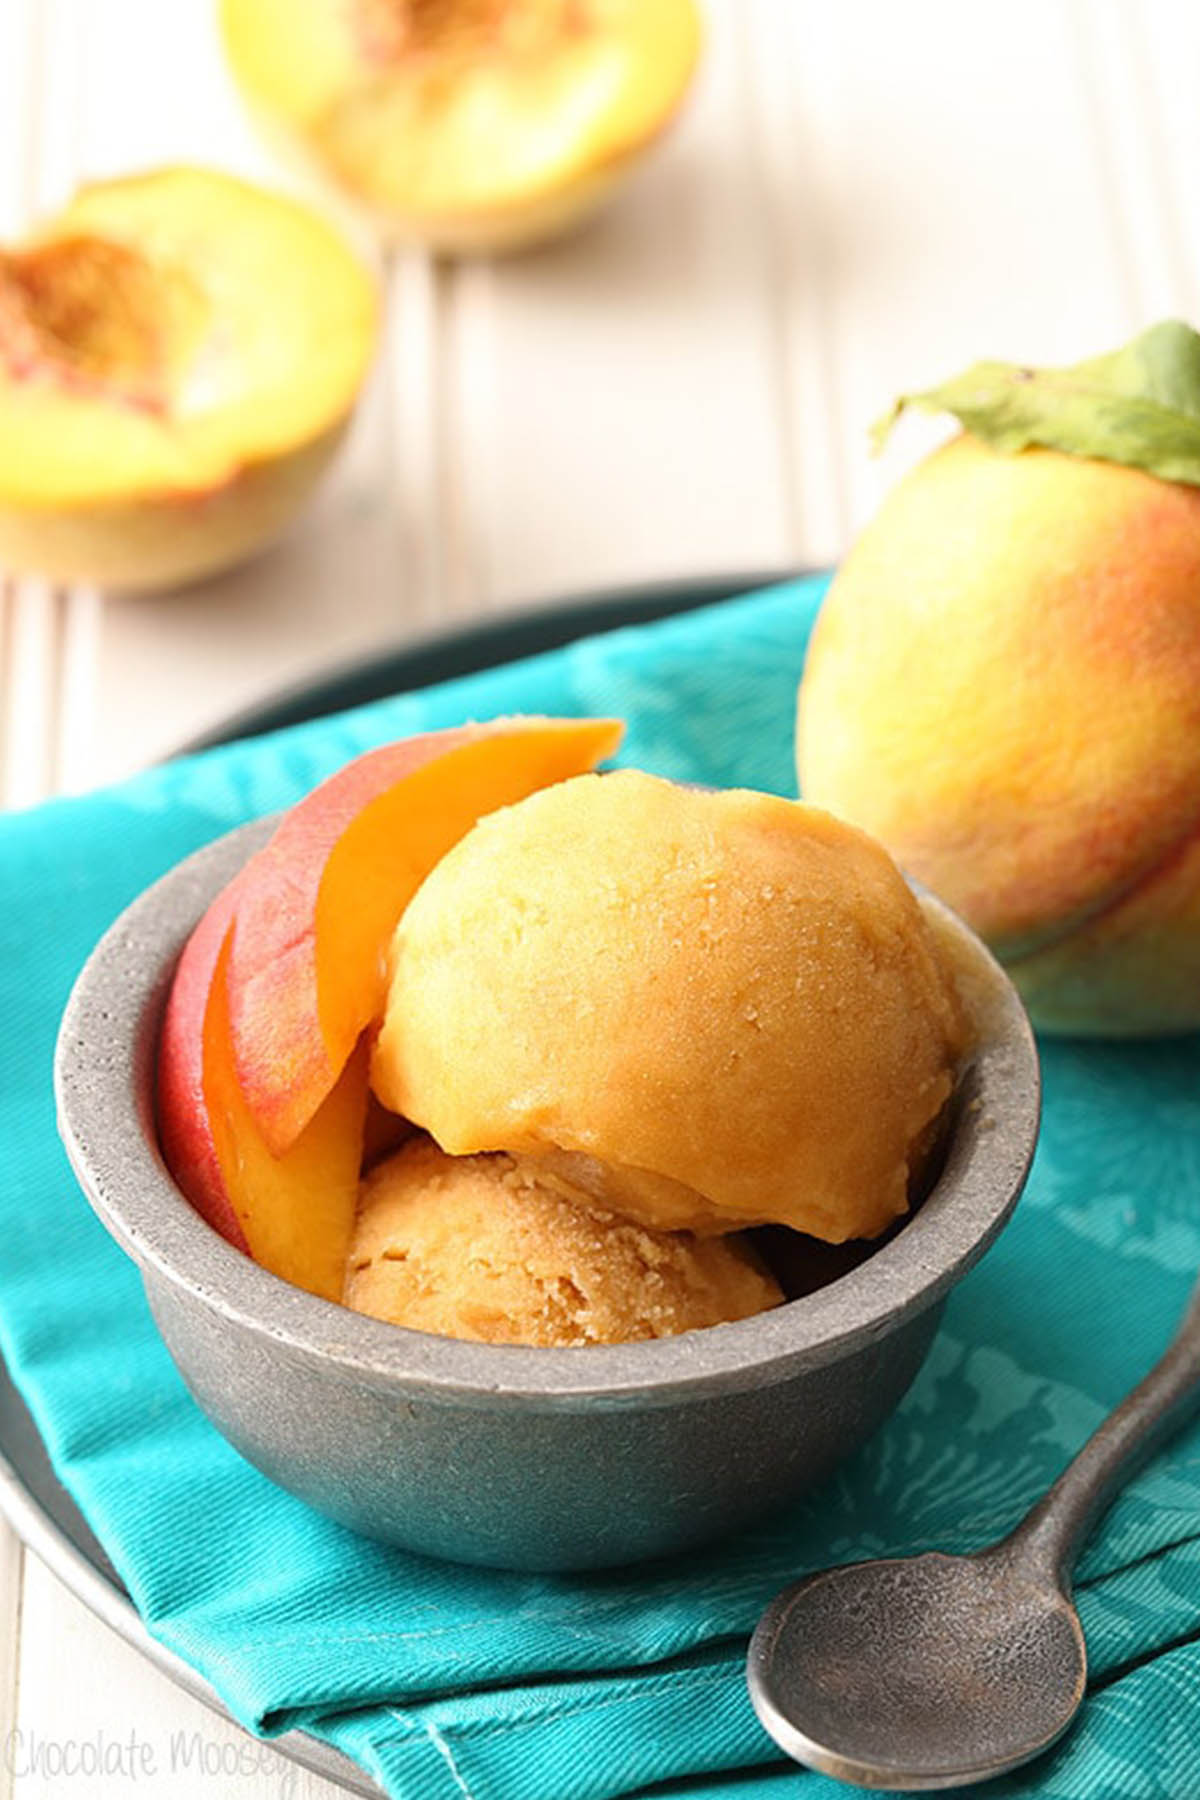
left=227, top=715, right=623, bottom=1155
left=220, top=0, right=701, bottom=253
left=0, top=166, right=377, bottom=589
left=157, top=873, right=370, bottom=1301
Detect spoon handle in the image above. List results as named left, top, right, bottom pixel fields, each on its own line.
left=1003, top=1277, right=1200, bottom=1588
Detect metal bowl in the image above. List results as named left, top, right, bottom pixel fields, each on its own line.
left=55, top=816, right=1039, bottom=1572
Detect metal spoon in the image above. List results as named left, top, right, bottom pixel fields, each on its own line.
left=747, top=1278, right=1200, bottom=1791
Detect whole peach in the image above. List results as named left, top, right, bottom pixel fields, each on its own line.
left=797, top=433, right=1200, bottom=1035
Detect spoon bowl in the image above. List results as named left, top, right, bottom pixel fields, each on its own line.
left=749, top=1549, right=1086, bottom=1790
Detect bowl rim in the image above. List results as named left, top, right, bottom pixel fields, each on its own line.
left=55, top=814, right=1040, bottom=1409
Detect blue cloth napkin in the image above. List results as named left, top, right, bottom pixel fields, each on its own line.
left=2, top=573, right=1199, bottom=1800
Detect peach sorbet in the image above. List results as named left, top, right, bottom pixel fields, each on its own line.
left=372, top=770, right=967, bottom=1247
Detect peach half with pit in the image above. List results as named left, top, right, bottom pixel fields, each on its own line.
left=220, top=0, right=702, bottom=253
left=155, top=716, right=622, bottom=1293
left=0, top=166, right=377, bottom=590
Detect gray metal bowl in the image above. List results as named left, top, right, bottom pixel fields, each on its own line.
left=55, top=816, right=1039, bottom=1572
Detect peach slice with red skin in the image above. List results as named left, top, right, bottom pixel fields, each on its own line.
left=157, top=717, right=623, bottom=1291
left=226, top=716, right=623, bottom=1157
left=158, top=879, right=248, bottom=1254
left=157, top=871, right=369, bottom=1301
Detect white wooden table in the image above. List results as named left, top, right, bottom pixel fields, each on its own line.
left=1, top=2, right=1197, bottom=1793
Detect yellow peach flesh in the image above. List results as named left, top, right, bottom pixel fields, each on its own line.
left=157, top=880, right=370, bottom=1301
left=0, top=167, right=377, bottom=587
left=221, top=0, right=701, bottom=251
left=203, top=938, right=370, bottom=1300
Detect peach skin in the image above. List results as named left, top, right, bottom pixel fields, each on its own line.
left=157, top=872, right=369, bottom=1301
left=227, top=716, right=623, bottom=1155
left=798, top=434, right=1200, bottom=1035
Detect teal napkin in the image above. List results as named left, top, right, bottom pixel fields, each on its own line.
left=2, top=573, right=1199, bottom=1800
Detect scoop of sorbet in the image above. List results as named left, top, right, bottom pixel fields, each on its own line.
left=371, top=771, right=967, bottom=1243
left=344, top=1138, right=783, bottom=1347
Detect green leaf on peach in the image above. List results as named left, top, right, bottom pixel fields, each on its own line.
left=872, top=319, right=1200, bottom=486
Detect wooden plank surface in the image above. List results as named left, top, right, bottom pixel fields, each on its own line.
left=2, top=2, right=1198, bottom=1796
left=442, top=0, right=794, bottom=608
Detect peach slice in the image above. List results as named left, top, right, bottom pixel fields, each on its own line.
left=0, top=167, right=377, bottom=590
left=158, top=874, right=369, bottom=1300
left=220, top=0, right=701, bottom=253
left=227, top=716, right=623, bottom=1155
